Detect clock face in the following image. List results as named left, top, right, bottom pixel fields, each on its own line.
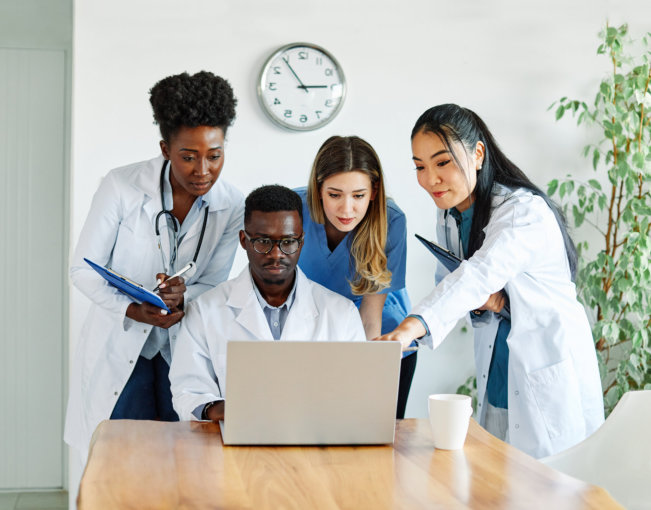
left=257, top=43, right=346, bottom=131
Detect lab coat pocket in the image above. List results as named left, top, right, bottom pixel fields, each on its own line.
left=526, top=358, right=582, bottom=441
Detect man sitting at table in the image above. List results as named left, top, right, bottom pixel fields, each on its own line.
left=169, top=184, right=366, bottom=422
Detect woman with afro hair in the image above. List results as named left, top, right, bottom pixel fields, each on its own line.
left=65, top=71, right=244, bottom=459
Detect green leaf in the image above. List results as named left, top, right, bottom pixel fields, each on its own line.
left=633, top=151, right=645, bottom=169
left=555, top=105, right=565, bottom=121
left=547, top=179, right=559, bottom=196
left=588, top=179, right=602, bottom=190
left=600, top=82, right=611, bottom=97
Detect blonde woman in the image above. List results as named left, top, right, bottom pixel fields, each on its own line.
left=295, top=135, right=415, bottom=418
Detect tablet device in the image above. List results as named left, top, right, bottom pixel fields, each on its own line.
left=84, top=258, right=171, bottom=313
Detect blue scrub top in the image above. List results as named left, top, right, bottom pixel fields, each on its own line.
left=295, top=187, right=411, bottom=338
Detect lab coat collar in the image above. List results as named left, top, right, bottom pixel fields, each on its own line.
left=227, top=265, right=318, bottom=339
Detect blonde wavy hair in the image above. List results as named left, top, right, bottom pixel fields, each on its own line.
left=307, top=136, right=391, bottom=295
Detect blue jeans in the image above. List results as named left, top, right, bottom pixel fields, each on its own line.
left=110, top=353, right=179, bottom=421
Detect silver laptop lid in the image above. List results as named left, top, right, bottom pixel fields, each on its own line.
left=222, top=341, right=401, bottom=445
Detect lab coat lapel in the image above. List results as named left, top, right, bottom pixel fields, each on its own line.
left=227, top=267, right=274, bottom=340
left=139, top=156, right=174, bottom=271
left=280, top=269, right=318, bottom=340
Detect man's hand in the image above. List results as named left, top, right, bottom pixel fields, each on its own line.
left=206, top=401, right=225, bottom=422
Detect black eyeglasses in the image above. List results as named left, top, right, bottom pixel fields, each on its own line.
left=243, top=231, right=304, bottom=255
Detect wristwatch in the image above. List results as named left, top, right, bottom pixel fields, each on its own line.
left=201, top=401, right=218, bottom=420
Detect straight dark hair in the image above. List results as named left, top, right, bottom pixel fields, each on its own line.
left=411, top=104, right=577, bottom=280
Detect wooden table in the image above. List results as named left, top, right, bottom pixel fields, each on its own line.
left=78, top=419, right=623, bottom=509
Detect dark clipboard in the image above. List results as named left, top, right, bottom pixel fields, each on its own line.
left=84, top=258, right=171, bottom=313
left=414, top=234, right=511, bottom=318
left=414, top=233, right=462, bottom=273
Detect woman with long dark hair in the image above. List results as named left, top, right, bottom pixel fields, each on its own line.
left=376, top=104, right=604, bottom=457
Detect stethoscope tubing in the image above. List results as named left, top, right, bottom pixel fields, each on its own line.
left=156, top=160, right=208, bottom=274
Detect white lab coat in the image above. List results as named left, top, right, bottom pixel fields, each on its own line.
left=169, top=266, right=367, bottom=421
left=65, top=155, right=244, bottom=456
left=413, top=184, right=604, bottom=458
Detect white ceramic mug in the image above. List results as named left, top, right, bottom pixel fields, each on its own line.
left=428, top=394, right=473, bottom=450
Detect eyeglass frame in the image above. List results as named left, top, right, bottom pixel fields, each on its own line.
left=242, top=230, right=305, bottom=255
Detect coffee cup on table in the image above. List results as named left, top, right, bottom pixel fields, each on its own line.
left=428, top=394, right=473, bottom=450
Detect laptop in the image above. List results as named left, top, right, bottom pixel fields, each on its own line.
left=220, top=340, right=401, bottom=445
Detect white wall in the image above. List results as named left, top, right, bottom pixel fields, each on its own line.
left=70, top=0, right=651, bottom=498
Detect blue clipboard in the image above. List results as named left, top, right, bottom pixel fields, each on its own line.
left=84, top=258, right=171, bottom=313
left=414, top=234, right=511, bottom=318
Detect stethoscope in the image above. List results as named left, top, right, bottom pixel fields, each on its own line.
left=155, top=160, right=208, bottom=274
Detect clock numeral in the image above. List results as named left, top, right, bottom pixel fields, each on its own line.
left=315, top=57, right=323, bottom=65
left=315, top=110, right=322, bottom=119
left=298, top=51, right=308, bottom=60
left=284, top=109, right=292, bottom=118
left=273, top=98, right=281, bottom=105
left=325, top=99, right=334, bottom=108
left=299, top=115, right=308, bottom=123
left=272, top=66, right=281, bottom=75
left=268, top=82, right=277, bottom=91
left=325, top=68, right=333, bottom=77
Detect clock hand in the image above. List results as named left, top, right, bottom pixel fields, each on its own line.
left=298, top=85, right=328, bottom=89
left=282, top=57, right=309, bottom=93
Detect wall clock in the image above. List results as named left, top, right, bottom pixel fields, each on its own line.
left=257, top=42, right=346, bottom=131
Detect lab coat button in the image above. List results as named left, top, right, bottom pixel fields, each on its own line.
left=488, top=344, right=492, bottom=349
left=273, top=322, right=279, bottom=327
left=515, top=390, right=519, bottom=396
left=172, top=335, right=176, bottom=340
left=515, top=424, right=520, bottom=429
left=114, top=391, right=118, bottom=396
left=143, top=329, right=147, bottom=334
left=129, top=360, right=134, bottom=364
left=482, top=374, right=486, bottom=378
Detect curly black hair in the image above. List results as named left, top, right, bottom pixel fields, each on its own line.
left=244, top=185, right=303, bottom=226
left=149, top=71, right=237, bottom=142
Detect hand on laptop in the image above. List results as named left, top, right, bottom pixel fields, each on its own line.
left=373, top=316, right=425, bottom=350
left=205, top=400, right=225, bottom=422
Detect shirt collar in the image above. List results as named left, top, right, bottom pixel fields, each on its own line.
left=450, top=203, right=475, bottom=222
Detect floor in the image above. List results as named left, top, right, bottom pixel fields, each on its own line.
left=0, top=492, right=68, bottom=510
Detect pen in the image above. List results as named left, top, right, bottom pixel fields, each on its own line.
left=403, top=347, right=418, bottom=352
left=152, top=262, right=196, bottom=292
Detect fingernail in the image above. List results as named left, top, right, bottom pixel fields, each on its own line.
left=160, top=309, right=167, bottom=315
left=157, top=279, right=162, bottom=285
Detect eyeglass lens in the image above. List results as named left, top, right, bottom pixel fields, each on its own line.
left=253, top=238, right=300, bottom=255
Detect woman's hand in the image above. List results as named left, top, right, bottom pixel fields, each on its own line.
left=156, top=273, right=187, bottom=310
left=477, top=291, right=506, bottom=314
left=373, top=316, right=425, bottom=350
left=126, top=302, right=184, bottom=329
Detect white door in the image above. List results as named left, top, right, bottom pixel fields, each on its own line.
left=0, top=48, right=66, bottom=489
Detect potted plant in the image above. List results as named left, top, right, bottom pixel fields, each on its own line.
left=548, top=23, right=651, bottom=413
